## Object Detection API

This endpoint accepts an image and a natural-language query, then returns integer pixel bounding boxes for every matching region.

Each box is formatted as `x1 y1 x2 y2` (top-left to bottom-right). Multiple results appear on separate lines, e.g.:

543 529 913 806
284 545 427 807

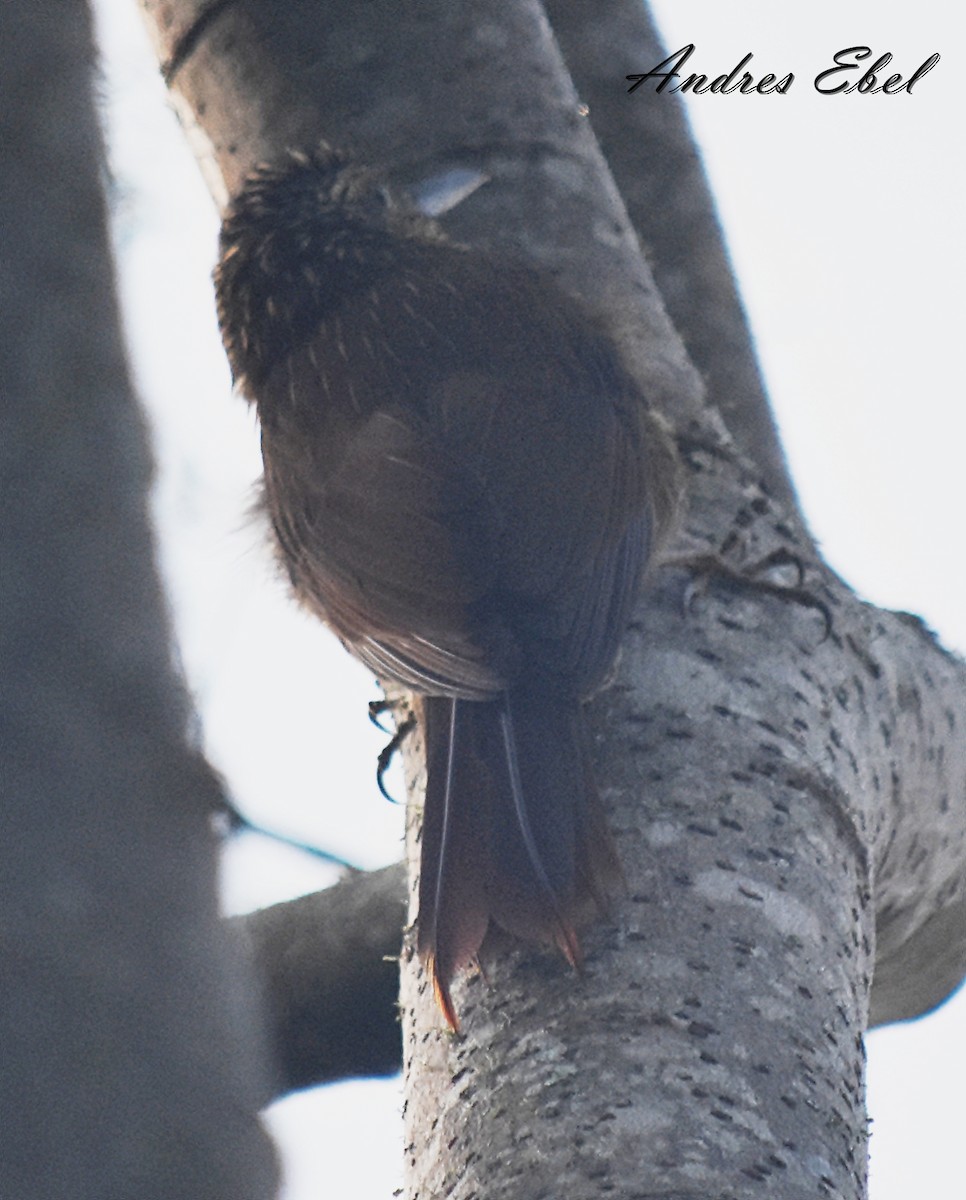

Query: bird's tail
416 686 621 1028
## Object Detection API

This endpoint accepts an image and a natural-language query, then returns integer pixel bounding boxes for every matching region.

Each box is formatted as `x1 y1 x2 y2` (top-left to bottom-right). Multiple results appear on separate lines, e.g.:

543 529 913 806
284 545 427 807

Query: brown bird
214 146 678 1027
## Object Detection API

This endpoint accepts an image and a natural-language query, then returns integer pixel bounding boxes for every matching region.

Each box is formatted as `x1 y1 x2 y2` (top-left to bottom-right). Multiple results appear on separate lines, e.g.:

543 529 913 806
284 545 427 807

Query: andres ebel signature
626 44 940 96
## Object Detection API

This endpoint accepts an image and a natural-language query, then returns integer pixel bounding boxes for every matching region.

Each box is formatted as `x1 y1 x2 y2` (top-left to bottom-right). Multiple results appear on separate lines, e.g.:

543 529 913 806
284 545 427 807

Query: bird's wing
258 254 653 699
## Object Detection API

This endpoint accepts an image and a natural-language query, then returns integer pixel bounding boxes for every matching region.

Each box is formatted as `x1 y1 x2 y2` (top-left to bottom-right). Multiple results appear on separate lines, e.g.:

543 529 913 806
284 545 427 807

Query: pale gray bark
0 3 277 1196
137 1 965 1197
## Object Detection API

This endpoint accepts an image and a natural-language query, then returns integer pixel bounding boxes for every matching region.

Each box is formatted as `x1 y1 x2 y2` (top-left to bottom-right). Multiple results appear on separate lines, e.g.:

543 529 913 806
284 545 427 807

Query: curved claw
670 544 833 640
376 711 417 802
368 697 396 733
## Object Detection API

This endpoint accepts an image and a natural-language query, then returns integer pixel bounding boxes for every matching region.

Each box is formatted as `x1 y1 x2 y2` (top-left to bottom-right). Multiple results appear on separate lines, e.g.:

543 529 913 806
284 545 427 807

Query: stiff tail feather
416 686 620 1028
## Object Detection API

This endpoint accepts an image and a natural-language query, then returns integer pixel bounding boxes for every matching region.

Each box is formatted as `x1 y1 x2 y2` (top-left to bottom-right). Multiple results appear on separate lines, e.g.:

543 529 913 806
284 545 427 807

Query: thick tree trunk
0 3 277 1196
137 1 966 1196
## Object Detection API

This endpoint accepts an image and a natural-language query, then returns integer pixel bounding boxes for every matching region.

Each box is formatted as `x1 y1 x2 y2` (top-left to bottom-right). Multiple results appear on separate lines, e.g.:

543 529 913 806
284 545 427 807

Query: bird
214 145 679 1028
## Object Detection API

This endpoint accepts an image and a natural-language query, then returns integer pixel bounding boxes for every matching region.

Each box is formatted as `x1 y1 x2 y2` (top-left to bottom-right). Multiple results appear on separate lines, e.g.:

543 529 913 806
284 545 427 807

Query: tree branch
545 0 799 517
233 864 406 1095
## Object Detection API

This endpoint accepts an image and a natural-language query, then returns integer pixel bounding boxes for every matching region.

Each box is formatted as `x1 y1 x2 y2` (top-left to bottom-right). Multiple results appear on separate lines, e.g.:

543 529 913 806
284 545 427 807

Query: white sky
93 0 964 1196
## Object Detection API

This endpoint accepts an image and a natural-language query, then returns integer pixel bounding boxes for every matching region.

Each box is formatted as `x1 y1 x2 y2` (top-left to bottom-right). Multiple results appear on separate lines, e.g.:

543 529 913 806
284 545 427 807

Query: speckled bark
137 1 966 1196
399 459 876 1199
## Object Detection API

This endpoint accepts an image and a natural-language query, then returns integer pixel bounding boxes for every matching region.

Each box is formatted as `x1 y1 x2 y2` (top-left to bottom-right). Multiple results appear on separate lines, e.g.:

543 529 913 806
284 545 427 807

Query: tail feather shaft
417 686 618 1027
